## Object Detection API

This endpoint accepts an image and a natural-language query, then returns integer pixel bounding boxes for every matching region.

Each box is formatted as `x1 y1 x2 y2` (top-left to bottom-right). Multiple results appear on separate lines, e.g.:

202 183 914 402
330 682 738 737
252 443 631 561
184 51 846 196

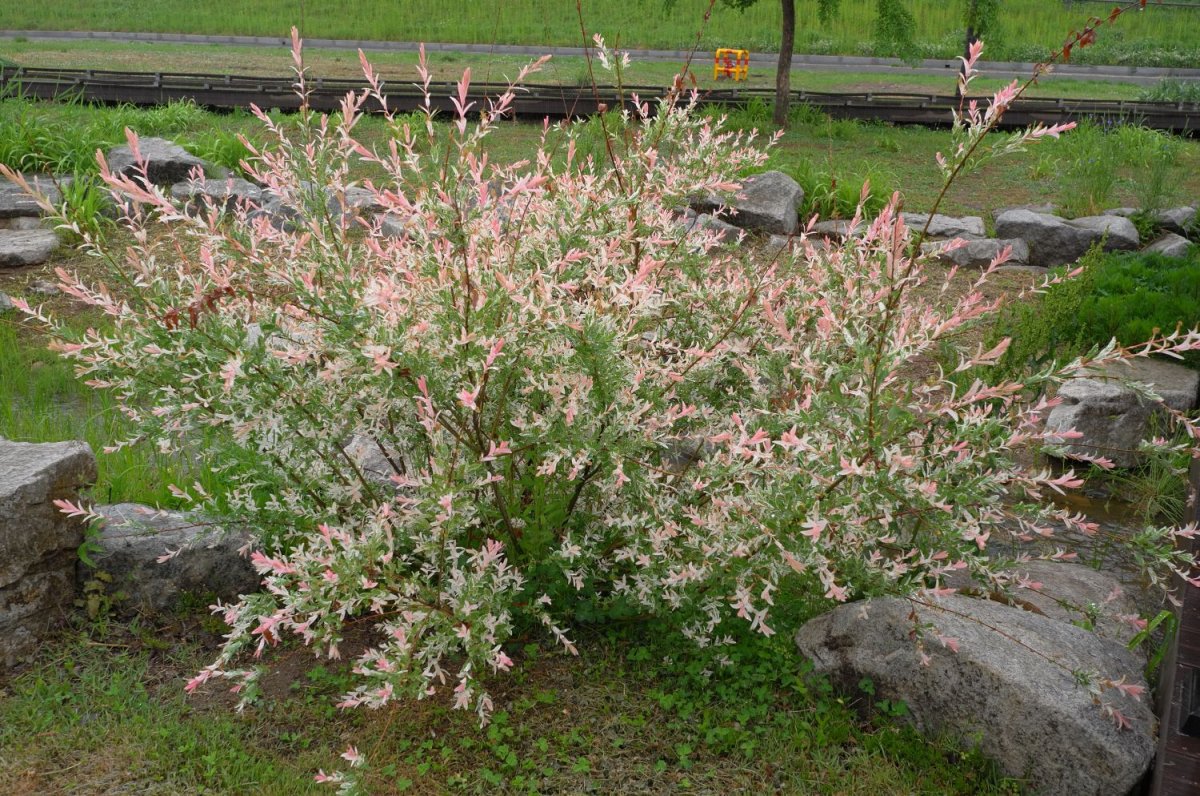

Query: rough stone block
82 503 259 614
106 137 210 187
796 595 1155 796
0 439 96 668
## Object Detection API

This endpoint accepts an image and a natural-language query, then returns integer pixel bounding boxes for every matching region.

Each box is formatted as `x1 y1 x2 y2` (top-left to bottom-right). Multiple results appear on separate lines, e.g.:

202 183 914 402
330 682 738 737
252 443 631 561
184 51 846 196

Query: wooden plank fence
3 66 1200 134
1150 458 1200 795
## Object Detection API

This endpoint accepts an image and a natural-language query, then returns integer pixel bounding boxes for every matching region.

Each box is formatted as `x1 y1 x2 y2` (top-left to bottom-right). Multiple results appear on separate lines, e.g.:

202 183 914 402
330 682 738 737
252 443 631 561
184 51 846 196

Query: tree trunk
774 0 795 127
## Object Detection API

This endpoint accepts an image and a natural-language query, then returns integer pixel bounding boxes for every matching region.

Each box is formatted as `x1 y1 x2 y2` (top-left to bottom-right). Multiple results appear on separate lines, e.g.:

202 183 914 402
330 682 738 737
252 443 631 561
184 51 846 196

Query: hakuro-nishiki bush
9 25 1200 775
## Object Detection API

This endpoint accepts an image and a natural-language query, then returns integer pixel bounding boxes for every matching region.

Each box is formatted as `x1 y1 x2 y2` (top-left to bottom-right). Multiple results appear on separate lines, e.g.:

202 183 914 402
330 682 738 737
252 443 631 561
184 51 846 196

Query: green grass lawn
2 0 1200 66
0 611 1020 794
0 313 246 506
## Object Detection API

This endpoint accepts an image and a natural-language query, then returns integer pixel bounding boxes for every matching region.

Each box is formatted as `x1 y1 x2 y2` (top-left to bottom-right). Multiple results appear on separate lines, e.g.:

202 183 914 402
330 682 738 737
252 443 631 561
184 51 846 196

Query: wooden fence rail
3 66 1200 134
1150 458 1200 795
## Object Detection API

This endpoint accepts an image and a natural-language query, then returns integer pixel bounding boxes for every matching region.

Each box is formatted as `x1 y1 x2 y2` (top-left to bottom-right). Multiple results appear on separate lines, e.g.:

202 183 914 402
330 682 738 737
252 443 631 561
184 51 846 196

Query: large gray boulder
1155 206 1196 236
343 434 404 490
248 197 302 232
106 137 211 187
901 212 986 240
0 229 60 268
341 432 418 494
1105 206 1197 235
1145 232 1192 259
170 177 262 211
1046 379 1158 468
993 203 1057 223
1069 215 1140 252
994 210 1138 267
680 208 742 248
1045 358 1200 468
807 218 862 241
379 213 413 239
1011 560 1145 649
727 171 804 235
764 234 804 259
326 186 385 219
0 216 48 232
0 174 62 219
796 595 1155 796
922 237 1030 268
693 171 804 236
249 182 376 231
1 439 96 668
1109 358 1200 408
994 210 1092 268
246 184 388 231
82 503 259 614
